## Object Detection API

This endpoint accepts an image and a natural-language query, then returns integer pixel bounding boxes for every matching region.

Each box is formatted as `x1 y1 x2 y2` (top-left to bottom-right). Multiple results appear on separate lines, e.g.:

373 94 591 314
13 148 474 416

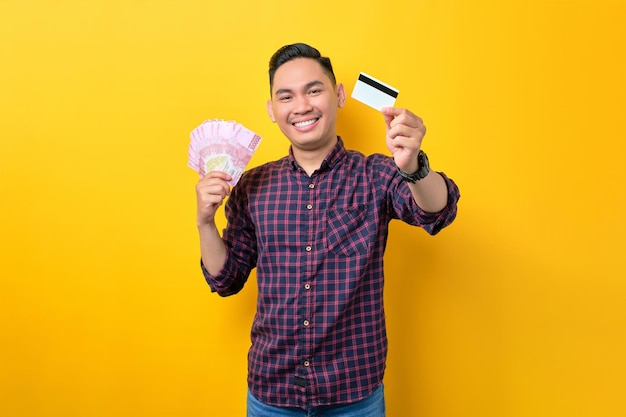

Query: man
195 43 460 416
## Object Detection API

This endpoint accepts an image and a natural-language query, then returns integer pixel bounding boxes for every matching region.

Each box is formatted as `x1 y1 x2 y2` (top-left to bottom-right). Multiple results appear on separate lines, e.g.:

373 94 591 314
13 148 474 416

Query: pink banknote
188 119 262 186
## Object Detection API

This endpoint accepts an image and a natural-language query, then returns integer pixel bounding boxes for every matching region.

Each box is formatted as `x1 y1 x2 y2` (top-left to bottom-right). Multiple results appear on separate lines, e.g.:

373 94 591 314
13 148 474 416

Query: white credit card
351 72 399 111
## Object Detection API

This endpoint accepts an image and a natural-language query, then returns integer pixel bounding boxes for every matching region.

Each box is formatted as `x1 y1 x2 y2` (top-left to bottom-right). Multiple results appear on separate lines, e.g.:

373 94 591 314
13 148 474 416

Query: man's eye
279 95 292 101
309 89 321 95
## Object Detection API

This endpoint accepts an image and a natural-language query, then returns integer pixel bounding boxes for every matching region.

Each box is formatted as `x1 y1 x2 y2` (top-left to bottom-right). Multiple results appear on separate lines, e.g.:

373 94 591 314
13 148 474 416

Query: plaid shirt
202 137 460 409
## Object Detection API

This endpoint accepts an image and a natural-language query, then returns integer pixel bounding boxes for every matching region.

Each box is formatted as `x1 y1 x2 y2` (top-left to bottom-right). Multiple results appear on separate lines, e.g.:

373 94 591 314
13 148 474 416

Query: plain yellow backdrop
1 0 625 416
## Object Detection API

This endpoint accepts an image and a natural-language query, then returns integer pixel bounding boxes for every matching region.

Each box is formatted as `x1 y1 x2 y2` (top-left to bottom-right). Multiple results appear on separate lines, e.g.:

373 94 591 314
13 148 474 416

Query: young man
195 43 460 416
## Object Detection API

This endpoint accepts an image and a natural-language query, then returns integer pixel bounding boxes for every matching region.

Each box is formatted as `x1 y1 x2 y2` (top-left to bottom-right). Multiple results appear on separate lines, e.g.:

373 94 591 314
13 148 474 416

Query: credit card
351 72 399 111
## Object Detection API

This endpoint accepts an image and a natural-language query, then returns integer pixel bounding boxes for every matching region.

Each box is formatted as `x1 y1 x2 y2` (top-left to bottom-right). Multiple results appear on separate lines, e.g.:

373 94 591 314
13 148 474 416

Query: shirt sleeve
405 171 460 235
201 177 258 297
378 155 460 235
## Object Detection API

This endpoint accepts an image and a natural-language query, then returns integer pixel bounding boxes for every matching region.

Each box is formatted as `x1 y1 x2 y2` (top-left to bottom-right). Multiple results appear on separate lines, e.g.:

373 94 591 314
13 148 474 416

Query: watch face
418 150 428 167
416 151 429 179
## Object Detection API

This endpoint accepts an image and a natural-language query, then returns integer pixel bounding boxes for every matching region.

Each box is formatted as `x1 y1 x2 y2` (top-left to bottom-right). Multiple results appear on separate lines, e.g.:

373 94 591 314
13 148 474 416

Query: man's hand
382 107 426 174
195 171 232 227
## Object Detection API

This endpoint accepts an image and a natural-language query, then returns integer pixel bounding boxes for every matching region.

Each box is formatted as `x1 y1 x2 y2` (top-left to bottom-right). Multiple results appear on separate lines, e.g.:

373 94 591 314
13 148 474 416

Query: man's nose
293 95 313 113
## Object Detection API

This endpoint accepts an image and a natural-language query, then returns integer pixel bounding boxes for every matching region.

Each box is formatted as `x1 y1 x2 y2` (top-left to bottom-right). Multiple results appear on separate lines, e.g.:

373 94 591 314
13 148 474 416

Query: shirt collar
288 136 347 174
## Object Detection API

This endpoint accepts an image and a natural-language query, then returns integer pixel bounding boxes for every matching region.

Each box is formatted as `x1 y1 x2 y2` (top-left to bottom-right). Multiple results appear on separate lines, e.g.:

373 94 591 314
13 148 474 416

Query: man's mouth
293 118 319 128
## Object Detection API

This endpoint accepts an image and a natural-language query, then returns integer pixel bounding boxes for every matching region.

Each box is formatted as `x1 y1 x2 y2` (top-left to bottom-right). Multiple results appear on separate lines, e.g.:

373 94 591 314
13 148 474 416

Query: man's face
267 58 345 151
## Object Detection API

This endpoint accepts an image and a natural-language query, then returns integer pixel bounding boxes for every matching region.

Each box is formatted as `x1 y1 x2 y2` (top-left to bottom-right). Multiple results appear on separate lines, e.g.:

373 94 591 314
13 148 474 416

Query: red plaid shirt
202 137 460 409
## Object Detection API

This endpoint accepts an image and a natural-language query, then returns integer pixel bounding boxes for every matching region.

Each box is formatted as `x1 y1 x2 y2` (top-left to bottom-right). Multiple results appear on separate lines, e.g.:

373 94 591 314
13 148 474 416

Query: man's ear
266 99 276 122
336 83 346 108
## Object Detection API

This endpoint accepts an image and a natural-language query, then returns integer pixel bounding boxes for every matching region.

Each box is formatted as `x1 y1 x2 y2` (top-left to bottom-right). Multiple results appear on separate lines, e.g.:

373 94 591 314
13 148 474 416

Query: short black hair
268 43 336 94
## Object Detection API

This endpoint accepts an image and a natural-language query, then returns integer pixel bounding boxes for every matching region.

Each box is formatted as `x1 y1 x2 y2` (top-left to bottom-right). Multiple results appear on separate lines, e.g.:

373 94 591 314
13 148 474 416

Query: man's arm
406 170 449 213
198 222 227 275
196 171 231 275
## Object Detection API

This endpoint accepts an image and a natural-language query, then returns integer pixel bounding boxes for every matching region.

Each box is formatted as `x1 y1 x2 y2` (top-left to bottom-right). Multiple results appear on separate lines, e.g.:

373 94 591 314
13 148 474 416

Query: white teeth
294 119 317 128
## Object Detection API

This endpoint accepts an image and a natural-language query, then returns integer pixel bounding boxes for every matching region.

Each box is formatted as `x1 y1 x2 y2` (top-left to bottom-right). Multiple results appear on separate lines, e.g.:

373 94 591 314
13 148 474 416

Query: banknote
188 119 262 186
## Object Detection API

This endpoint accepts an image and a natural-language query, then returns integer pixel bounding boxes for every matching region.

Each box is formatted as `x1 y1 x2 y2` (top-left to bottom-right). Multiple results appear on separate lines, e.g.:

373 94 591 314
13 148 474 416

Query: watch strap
396 150 430 183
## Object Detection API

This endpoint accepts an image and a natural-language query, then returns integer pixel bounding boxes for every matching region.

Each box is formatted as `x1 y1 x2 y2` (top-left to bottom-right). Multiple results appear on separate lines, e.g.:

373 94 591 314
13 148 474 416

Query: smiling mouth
292 118 319 128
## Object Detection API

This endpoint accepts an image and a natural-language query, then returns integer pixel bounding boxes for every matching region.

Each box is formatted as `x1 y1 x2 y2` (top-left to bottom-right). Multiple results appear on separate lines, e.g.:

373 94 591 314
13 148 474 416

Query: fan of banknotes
187 119 262 186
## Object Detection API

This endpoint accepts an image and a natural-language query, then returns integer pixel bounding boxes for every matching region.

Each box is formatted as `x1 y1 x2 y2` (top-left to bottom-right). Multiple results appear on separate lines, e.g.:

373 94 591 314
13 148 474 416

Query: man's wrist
396 150 430 183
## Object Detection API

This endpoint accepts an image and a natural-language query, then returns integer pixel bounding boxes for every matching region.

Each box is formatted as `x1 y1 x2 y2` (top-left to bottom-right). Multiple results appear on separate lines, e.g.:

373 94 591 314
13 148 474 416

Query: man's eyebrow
305 80 325 89
274 80 325 96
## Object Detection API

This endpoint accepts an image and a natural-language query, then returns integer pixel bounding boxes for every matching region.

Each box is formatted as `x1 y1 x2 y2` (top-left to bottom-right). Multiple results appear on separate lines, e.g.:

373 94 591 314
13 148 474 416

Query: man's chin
291 134 338 150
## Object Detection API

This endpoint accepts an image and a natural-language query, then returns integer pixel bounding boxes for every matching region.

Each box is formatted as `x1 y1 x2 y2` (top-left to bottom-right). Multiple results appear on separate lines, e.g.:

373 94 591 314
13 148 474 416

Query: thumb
381 107 397 130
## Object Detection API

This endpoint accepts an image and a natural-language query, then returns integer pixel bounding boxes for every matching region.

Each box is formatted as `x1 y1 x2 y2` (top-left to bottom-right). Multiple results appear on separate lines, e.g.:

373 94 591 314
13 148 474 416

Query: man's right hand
195 171 232 227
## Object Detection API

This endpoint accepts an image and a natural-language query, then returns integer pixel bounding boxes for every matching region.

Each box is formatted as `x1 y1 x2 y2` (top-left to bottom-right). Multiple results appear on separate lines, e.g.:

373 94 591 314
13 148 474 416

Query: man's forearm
198 222 228 275
407 171 449 213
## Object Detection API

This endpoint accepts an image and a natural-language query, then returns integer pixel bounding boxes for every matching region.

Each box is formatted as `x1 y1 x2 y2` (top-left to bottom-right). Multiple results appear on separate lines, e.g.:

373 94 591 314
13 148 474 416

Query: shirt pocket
325 204 370 257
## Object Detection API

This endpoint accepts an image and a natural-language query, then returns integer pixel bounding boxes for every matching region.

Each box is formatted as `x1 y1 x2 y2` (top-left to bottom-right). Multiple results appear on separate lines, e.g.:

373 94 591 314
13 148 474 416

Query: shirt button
304 361 310 367
304 283 311 290
309 183 315 189
303 320 310 327
305 246 312 252
306 204 313 210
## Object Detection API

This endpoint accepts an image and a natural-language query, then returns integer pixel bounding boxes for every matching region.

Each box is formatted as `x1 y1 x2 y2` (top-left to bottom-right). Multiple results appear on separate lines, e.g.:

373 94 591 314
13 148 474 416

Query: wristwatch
396 150 430 183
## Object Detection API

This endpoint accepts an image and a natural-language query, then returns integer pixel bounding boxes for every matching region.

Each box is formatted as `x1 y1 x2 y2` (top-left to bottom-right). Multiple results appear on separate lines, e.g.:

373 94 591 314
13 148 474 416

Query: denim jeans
246 384 385 417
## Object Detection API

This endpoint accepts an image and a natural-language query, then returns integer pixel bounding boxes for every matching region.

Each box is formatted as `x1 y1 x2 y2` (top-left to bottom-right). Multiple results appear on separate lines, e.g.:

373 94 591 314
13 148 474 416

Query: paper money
187 119 262 186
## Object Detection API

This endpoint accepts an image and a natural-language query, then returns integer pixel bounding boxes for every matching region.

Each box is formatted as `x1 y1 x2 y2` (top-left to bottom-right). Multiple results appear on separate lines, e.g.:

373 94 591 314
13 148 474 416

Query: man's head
269 43 336 95
266 43 346 154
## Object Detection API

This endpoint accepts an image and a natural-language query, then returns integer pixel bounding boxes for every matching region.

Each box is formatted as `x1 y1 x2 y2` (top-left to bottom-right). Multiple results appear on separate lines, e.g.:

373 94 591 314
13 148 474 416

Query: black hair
268 43 336 94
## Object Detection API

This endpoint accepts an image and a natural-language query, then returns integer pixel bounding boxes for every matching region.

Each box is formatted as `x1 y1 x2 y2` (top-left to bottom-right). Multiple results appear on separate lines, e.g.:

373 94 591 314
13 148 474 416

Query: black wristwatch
396 150 430 183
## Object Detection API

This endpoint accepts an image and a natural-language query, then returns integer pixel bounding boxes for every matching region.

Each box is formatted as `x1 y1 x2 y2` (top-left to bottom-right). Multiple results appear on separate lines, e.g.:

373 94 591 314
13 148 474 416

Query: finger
203 170 232 181
390 133 415 148
200 180 230 193
381 107 403 130
387 122 423 139
199 181 231 198
198 195 226 209
196 177 231 197
381 106 403 117
198 172 232 190
389 125 425 147
382 108 423 129
381 110 395 130
381 107 418 120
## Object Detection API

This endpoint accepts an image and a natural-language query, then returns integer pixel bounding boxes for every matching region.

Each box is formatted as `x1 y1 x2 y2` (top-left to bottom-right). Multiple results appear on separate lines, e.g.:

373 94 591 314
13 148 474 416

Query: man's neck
291 136 338 176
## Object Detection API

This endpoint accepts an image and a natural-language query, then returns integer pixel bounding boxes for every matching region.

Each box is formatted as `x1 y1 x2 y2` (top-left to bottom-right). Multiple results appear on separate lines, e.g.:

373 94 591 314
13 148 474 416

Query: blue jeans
246 384 385 417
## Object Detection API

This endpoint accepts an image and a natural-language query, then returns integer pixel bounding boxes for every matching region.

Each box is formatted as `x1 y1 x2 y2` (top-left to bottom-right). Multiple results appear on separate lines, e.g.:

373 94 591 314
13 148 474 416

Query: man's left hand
382 107 426 174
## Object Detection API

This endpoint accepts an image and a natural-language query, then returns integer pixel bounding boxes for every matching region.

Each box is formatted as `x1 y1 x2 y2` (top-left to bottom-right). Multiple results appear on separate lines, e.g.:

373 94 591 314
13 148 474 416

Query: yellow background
1 0 625 416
